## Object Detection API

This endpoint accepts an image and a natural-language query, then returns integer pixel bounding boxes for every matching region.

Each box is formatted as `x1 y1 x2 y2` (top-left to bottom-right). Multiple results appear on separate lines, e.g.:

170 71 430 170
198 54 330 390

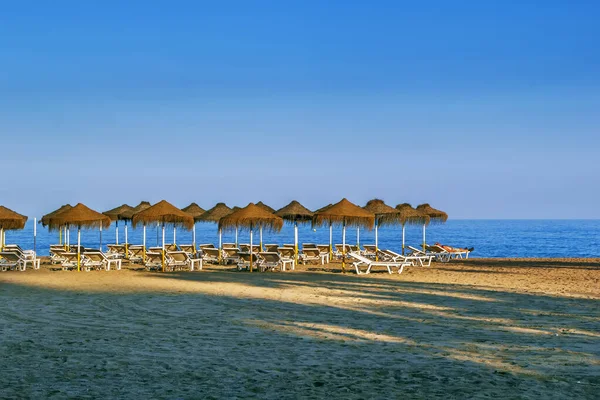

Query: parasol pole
342 219 346 273
249 222 253 272
0 228 3 251
99 224 102 251
218 227 223 264
329 222 333 261
235 226 238 247
375 218 379 261
143 224 146 262
64 226 67 250
34 218 37 254
59 226 62 245
116 220 119 245
156 222 159 246
77 225 81 272
356 227 360 250
422 223 426 252
124 220 128 257
294 220 298 267
402 224 406 255
173 226 176 246
192 223 196 253
259 226 263 251
162 221 165 272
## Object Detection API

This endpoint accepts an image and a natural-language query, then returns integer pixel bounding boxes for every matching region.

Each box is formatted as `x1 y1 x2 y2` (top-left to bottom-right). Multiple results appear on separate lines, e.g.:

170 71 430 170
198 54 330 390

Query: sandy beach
1 259 599 398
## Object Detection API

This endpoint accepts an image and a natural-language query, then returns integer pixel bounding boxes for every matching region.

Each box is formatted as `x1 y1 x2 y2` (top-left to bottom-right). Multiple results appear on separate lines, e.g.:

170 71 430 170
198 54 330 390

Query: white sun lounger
82 251 122 271
258 252 294 272
166 251 202 271
349 252 411 275
144 252 163 271
0 251 40 271
202 247 221 264
301 247 328 265
379 249 433 267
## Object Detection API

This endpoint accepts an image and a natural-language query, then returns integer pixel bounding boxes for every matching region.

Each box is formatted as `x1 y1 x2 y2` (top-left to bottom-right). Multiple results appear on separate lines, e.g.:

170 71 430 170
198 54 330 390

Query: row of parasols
0 199 447 271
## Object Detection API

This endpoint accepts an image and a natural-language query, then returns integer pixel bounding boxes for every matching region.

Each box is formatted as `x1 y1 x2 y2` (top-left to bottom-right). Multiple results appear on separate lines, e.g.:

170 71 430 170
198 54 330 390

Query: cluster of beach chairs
0 241 470 274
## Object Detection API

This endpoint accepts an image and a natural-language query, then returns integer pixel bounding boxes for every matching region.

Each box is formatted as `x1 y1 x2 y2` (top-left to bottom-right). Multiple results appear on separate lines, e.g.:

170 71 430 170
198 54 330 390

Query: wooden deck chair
202 248 221 264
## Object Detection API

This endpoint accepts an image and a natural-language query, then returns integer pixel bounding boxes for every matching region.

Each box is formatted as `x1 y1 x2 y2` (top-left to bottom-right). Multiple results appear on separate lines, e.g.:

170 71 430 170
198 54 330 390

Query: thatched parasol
219 203 283 272
256 201 276 214
363 199 402 259
103 204 134 248
396 203 431 254
119 201 152 257
182 203 206 221
181 203 206 250
416 203 447 252
416 204 448 224
198 203 233 263
121 201 152 220
0 206 28 251
276 200 314 265
313 198 375 271
40 204 72 246
46 203 111 271
132 200 194 271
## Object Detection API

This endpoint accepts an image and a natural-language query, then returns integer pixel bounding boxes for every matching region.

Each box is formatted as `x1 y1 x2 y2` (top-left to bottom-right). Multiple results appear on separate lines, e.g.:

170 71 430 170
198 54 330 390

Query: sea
4 220 600 258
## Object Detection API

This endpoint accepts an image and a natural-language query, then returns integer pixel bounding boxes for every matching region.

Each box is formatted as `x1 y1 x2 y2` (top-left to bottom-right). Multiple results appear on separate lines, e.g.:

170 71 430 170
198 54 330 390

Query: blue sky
1 1 599 219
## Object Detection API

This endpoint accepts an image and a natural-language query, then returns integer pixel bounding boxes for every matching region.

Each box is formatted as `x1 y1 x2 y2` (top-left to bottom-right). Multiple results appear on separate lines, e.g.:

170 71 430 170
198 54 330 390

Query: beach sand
1 258 599 398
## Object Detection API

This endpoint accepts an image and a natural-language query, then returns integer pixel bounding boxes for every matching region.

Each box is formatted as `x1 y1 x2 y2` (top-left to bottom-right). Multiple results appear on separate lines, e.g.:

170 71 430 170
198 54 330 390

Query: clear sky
1 1 599 219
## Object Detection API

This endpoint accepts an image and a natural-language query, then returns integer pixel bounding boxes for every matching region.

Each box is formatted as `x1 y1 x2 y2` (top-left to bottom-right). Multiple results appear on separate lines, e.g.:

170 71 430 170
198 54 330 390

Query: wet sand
1 258 599 398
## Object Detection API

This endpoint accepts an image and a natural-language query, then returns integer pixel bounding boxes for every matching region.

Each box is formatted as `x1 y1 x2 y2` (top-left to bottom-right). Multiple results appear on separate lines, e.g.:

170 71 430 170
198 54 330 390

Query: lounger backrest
265 244 279 252
317 245 330 253
278 247 294 258
259 252 280 263
224 248 239 256
204 248 219 256
0 251 21 262
302 243 317 249
179 245 194 252
168 251 188 262
304 248 319 257
146 252 162 262
222 243 235 249
349 252 371 264
83 252 105 262
199 244 216 250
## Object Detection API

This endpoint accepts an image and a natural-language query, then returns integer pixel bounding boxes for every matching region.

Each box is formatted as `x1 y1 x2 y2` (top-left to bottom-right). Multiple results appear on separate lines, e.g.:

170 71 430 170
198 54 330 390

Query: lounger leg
398 265 405 274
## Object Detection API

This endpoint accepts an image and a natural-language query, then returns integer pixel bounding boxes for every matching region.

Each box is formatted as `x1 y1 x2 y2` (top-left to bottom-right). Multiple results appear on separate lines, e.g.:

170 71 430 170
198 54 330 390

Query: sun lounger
258 252 294 272
107 244 126 259
82 251 122 271
276 247 296 270
60 252 80 271
349 252 411 275
0 251 40 271
264 244 279 252
199 243 216 250
144 252 163 271
202 247 221 264
222 243 236 249
50 247 69 264
178 244 195 255
236 252 261 271
4 244 37 261
223 247 241 264
429 244 471 260
127 245 145 263
302 247 328 265
302 243 317 249
334 244 353 259
379 249 433 267
166 251 202 271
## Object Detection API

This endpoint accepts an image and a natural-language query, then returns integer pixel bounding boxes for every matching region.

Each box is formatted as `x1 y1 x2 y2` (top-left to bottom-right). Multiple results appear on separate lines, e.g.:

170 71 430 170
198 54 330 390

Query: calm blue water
4 220 600 258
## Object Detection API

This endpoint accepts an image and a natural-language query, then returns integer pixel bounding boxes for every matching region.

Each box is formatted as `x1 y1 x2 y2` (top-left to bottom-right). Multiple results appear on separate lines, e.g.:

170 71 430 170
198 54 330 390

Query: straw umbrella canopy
132 200 194 272
198 203 233 262
255 202 277 250
219 203 283 272
313 198 375 271
395 203 431 254
416 204 447 251
363 199 402 258
276 200 314 265
46 203 111 271
41 204 72 246
182 203 206 250
103 204 134 248
0 206 28 251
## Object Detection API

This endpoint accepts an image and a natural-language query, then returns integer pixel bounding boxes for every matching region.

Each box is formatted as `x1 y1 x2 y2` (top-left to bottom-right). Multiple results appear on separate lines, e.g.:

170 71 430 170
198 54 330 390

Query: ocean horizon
5 219 599 258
